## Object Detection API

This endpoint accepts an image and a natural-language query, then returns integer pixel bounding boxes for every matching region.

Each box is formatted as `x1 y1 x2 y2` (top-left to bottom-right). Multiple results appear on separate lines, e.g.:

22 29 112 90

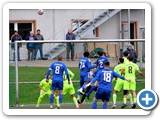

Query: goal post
11 39 145 107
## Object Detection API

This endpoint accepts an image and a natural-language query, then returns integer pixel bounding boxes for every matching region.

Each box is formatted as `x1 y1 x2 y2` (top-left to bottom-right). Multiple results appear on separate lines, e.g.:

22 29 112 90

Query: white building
9 9 145 60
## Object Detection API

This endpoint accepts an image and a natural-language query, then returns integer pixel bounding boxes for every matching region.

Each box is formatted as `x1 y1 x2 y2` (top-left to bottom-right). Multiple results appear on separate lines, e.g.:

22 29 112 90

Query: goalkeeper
62 69 79 109
36 74 59 108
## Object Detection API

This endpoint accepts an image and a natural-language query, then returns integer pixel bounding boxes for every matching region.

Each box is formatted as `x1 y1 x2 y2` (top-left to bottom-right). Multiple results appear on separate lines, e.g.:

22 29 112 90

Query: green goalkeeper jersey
63 69 74 85
39 79 52 92
123 57 129 65
114 63 125 81
124 61 139 79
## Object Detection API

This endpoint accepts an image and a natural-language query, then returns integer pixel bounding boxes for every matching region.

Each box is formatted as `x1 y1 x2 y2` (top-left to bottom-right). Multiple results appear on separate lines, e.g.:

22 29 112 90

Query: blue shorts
52 80 63 90
80 73 90 84
95 89 111 102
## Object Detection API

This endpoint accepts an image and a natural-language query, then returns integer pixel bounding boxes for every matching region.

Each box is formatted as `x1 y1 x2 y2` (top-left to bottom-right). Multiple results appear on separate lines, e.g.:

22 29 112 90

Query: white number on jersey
103 71 111 82
55 66 60 74
80 61 85 69
99 61 104 68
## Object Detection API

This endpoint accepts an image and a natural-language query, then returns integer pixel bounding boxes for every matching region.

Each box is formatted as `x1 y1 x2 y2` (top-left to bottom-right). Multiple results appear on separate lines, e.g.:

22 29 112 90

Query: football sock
54 96 59 105
50 94 54 104
133 97 137 103
87 85 96 96
37 95 43 105
113 94 117 105
128 93 133 104
123 97 127 104
81 94 86 103
77 87 81 96
73 97 78 106
59 94 63 104
92 101 97 109
102 103 107 109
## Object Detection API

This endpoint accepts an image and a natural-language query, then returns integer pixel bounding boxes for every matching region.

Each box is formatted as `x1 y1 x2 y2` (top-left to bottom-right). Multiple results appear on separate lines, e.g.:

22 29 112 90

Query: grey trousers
66 45 75 60
28 49 35 60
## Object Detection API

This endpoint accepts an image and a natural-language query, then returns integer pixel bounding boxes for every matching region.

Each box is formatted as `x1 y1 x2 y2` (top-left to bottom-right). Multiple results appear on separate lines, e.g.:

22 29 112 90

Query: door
121 21 139 56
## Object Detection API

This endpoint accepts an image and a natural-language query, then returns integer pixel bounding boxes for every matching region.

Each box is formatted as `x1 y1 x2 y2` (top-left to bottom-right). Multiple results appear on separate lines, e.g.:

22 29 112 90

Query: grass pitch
9 66 145 108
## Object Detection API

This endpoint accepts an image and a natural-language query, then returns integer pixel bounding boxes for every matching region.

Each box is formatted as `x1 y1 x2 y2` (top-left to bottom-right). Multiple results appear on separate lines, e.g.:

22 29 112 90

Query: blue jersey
78 57 96 76
91 68 125 92
96 56 109 70
46 61 70 81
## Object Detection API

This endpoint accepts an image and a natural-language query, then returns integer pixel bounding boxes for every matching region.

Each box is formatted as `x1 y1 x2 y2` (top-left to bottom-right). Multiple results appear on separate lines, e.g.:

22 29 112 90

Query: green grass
9 66 145 107
137 60 145 63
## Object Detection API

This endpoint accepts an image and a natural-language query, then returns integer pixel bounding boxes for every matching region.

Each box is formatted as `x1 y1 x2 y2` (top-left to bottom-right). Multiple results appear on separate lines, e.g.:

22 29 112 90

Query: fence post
139 28 143 69
15 41 19 107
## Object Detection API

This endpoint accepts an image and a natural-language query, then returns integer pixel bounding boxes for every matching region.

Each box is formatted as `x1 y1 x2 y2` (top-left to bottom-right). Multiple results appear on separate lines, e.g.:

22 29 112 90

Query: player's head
104 61 110 68
128 55 134 61
83 52 90 58
123 51 129 57
57 55 62 61
45 73 50 81
97 51 104 57
119 57 124 64
103 52 107 56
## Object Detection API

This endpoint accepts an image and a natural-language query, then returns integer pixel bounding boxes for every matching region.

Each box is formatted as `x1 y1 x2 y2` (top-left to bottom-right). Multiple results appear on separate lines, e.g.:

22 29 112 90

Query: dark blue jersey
78 57 96 76
91 68 125 92
96 56 109 70
46 61 70 81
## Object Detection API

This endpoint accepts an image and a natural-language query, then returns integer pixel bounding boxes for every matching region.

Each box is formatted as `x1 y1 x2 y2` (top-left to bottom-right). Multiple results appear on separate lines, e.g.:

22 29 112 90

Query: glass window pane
18 23 32 40
9 23 14 39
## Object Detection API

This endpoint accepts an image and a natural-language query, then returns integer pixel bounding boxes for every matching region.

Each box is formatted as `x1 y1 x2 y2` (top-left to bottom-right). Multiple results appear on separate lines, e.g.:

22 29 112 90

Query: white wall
9 9 54 40
9 9 145 60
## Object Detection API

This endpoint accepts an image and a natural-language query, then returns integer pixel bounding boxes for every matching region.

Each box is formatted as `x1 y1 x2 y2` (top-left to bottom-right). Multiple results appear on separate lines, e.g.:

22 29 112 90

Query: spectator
125 43 137 63
66 28 76 61
11 30 22 61
26 31 38 61
34 29 44 60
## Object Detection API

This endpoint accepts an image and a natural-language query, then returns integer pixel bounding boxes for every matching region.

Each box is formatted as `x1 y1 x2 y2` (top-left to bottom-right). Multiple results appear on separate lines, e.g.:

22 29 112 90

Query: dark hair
14 30 18 34
57 55 62 61
83 52 90 57
97 51 104 56
119 57 124 63
128 55 134 61
104 61 110 66
123 51 128 57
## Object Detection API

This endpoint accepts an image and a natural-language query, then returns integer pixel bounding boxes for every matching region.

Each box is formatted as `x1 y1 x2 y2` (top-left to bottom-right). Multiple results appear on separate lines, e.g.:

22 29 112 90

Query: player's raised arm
68 69 74 80
113 71 130 82
64 65 70 83
46 64 53 79
91 70 101 84
87 59 96 69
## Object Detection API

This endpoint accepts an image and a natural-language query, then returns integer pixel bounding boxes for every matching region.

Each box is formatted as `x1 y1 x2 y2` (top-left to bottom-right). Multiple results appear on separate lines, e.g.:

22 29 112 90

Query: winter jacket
11 35 22 49
26 35 38 49
66 32 76 46
125 48 137 63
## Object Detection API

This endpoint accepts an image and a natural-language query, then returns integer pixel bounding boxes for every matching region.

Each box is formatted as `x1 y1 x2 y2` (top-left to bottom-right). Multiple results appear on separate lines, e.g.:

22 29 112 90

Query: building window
9 20 36 40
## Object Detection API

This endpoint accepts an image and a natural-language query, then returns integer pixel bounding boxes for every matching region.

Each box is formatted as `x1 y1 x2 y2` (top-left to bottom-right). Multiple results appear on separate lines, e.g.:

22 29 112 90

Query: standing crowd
11 29 44 61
